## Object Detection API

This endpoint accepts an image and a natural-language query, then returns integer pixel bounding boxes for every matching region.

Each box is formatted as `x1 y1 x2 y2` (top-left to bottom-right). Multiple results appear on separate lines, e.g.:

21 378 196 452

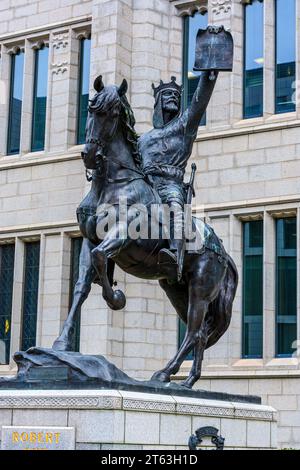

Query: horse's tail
205 254 239 350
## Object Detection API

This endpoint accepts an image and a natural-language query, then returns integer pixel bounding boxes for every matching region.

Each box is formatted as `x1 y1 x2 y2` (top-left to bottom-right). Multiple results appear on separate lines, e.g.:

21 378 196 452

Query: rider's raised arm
183 71 219 137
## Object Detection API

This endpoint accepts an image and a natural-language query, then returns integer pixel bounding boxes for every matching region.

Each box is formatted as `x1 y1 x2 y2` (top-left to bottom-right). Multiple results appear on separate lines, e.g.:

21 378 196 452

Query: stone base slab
0 389 277 450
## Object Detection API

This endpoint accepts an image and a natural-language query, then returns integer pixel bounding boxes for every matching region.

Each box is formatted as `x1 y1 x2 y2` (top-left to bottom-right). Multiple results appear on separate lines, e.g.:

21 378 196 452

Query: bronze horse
53 78 238 389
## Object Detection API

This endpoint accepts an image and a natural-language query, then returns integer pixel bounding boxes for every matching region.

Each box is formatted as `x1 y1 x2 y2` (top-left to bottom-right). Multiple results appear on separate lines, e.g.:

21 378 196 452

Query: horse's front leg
53 238 96 351
91 223 130 310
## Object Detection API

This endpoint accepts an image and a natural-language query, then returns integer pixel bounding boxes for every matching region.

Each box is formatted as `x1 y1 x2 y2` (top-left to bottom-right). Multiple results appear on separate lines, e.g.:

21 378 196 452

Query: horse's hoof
52 339 71 351
151 371 170 383
180 380 193 389
108 290 126 310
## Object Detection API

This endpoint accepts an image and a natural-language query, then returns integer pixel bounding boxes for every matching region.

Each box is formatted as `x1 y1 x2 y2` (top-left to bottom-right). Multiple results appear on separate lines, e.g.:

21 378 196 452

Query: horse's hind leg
53 238 96 351
152 297 209 383
152 250 226 385
181 321 209 389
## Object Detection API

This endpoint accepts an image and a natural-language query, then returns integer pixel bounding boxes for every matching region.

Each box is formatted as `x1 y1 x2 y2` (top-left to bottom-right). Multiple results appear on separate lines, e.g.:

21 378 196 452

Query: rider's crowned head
152 77 183 129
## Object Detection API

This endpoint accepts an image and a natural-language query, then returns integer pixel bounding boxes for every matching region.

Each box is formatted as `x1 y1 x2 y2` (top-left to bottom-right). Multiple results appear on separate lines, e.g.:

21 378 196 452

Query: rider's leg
159 200 184 280
91 222 131 310
53 238 96 351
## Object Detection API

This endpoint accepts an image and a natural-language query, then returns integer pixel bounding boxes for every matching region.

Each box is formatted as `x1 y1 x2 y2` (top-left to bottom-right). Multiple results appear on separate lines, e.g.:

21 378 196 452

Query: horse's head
82 75 128 169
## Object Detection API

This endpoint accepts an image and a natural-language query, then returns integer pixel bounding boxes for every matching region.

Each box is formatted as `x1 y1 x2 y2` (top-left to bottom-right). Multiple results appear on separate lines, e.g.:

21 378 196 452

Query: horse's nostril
81 152 86 160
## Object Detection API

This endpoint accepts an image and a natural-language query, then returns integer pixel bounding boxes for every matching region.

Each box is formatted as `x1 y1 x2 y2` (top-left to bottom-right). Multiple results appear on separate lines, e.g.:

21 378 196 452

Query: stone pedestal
0 389 277 450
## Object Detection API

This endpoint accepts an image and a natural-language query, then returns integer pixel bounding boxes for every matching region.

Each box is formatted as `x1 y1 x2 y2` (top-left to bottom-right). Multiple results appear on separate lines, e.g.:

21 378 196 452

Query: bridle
84 106 145 184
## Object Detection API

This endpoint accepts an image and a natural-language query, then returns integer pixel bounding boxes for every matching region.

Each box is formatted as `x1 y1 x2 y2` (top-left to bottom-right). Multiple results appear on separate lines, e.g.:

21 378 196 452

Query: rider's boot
158 238 184 282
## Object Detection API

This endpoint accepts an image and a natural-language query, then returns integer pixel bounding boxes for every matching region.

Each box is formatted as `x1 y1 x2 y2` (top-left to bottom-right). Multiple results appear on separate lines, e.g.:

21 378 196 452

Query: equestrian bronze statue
52 26 237 389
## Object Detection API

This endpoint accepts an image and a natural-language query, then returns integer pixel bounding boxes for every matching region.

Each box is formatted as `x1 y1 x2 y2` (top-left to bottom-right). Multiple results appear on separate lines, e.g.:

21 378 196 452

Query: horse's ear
118 79 128 97
94 75 104 93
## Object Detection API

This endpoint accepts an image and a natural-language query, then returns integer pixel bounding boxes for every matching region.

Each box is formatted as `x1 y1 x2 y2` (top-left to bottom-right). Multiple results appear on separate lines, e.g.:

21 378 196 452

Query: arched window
275 0 296 114
243 0 264 119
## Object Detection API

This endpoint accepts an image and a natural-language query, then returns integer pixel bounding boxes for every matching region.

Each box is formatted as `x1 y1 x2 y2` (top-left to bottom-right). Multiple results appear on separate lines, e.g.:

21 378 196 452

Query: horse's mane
89 87 141 168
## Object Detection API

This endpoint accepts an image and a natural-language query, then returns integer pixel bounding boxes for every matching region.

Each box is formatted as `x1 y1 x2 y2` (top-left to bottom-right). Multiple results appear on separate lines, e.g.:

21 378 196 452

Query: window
275 0 296 114
0 245 15 364
21 242 40 351
178 319 193 360
31 45 49 152
69 237 83 352
242 220 263 358
7 51 24 155
77 37 91 144
243 0 264 119
276 218 297 357
183 11 208 126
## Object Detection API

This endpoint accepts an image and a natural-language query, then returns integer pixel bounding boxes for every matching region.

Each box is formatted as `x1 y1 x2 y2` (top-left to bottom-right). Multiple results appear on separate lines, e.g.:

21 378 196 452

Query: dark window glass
276 218 297 356
77 38 91 144
242 221 263 358
69 237 83 352
21 242 40 351
7 51 24 155
0 245 15 364
275 0 296 114
178 318 193 360
31 45 49 152
183 11 208 126
244 0 264 119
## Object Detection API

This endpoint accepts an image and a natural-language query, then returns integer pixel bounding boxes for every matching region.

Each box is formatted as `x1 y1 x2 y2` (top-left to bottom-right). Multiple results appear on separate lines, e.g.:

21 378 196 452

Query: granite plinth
0 348 261 405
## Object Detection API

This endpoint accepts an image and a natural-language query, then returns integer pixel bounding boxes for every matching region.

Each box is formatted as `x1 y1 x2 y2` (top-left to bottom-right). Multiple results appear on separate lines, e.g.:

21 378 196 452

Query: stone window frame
201 204 300 374
0 21 92 161
175 203 300 378
0 227 81 373
240 0 299 125
171 0 300 131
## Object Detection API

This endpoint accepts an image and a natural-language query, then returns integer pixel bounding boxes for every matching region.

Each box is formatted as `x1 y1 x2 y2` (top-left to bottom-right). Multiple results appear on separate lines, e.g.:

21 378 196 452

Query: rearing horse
53 77 238 389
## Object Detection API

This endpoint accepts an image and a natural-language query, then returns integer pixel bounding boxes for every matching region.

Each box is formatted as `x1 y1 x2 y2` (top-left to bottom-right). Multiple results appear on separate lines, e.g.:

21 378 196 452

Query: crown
152 76 183 99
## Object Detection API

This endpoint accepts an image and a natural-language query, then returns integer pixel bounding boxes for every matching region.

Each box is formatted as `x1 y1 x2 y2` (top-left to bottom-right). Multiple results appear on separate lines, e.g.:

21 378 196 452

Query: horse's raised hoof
107 289 126 310
151 371 170 383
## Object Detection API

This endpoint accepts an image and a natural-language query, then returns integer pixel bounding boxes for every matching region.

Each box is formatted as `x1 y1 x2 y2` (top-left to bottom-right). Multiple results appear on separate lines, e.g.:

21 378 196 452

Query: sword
178 163 197 282
187 163 197 205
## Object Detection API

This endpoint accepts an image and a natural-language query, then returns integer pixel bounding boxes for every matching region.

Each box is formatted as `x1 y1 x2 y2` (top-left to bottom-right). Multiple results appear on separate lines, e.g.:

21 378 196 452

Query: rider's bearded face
161 89 180 121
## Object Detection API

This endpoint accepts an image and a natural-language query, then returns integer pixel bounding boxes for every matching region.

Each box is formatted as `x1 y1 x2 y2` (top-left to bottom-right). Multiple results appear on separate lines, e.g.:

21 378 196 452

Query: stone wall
192 376 300 449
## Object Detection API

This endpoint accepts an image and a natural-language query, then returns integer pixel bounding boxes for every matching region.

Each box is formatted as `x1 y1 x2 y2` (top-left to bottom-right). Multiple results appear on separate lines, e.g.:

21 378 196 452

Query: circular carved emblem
188 426 225 451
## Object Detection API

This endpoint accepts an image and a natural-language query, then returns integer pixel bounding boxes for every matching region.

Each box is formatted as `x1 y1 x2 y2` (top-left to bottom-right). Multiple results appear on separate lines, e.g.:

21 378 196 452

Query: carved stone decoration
211 0 232 15
5 44 25 55
52 32 69 50
169 0 208 17
51 61 68 75
176 4 207 17
75 30 91 41
189 426 225 450
30 39 49 50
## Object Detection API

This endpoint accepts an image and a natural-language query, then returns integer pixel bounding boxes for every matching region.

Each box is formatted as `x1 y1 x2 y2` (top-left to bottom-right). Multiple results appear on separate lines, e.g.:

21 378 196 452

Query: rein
85 113 145 185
